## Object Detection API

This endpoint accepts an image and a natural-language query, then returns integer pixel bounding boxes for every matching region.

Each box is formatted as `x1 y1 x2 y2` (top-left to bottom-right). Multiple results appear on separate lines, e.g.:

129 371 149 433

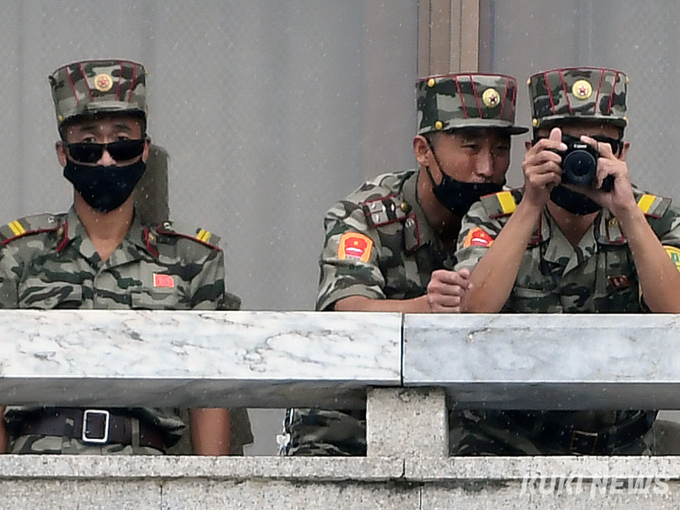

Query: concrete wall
2 389 680 510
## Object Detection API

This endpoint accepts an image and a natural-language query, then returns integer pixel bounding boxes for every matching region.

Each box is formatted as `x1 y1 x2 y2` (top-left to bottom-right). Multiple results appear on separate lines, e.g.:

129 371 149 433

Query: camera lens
562 148 597 186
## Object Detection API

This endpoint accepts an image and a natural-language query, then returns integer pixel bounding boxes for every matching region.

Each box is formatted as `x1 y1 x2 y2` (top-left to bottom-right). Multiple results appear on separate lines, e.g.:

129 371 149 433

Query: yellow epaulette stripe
496 191 517 215
637 194 656 214
8 220 25 236
196 229 212 243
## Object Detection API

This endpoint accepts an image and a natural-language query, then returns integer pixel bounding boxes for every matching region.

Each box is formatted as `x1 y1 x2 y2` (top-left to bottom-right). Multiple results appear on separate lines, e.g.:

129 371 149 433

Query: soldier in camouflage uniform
453 67 680 455
0 59 252 455
281 73 528 456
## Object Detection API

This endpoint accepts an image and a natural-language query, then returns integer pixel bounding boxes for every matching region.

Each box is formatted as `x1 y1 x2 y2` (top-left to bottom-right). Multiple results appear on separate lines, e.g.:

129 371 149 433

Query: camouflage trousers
281 408 655 456
450 410 655 456
10 435 163 455
280 408 366 456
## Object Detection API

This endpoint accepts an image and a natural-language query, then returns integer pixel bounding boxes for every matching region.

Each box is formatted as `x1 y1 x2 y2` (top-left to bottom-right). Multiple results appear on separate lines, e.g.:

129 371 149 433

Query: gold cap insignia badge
482 88 501 108
572 79 593 100
94 73 114 92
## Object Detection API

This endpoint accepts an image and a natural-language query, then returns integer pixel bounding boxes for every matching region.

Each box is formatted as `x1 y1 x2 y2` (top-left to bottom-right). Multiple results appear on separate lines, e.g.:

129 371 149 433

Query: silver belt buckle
81 409 110 444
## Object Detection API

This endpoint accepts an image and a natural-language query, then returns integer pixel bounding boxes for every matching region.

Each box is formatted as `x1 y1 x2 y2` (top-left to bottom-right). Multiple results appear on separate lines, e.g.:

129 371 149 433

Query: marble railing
2 310 680 409
0 310 401 408
3 310 680 510
404 313 680 410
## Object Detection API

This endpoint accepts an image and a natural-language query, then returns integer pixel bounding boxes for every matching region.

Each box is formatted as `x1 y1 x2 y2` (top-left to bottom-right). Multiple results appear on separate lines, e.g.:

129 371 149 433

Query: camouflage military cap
416 73 528 135
49 59 147 126
528 67 628 129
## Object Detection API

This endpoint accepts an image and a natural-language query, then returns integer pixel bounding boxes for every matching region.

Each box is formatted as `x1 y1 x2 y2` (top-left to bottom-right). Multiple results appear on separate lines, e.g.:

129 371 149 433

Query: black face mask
63 160 146 213
550 185 601 215
426 169 504 218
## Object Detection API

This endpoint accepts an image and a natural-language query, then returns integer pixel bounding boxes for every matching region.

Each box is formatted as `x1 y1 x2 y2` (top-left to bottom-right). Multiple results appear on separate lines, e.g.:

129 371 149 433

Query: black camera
560 139 599 187
556 137 614 192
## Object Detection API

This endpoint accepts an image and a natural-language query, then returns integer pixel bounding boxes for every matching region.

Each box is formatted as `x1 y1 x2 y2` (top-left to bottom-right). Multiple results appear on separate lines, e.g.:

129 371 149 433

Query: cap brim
440 118 529 134
506 126 530 135
535 115 627 130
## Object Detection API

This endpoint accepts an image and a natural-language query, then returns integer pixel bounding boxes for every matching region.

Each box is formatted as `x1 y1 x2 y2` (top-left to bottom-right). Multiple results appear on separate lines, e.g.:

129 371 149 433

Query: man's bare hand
426 268 472 313
573 135 636 218
522 127 565 209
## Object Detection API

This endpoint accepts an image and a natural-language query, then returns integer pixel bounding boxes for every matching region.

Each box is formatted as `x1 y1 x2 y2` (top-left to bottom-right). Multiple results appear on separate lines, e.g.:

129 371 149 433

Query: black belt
536 412 654 455
16 408 166 452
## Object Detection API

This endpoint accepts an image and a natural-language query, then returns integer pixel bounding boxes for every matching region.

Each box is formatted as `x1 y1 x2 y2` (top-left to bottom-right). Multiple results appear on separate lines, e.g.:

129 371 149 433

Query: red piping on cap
115 61 123 100
78 62 94 102
453 75 470 119
468 74 484 118
594 70 605 115
558 70 573 114
128 63 137 102
607 71 619 114
544 72 557 115
499 79 509 119
509 78 517 119
66 67 80 107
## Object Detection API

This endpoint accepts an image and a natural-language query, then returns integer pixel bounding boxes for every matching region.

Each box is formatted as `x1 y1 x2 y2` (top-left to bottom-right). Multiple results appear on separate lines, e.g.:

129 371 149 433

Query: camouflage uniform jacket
451 186 680 454
284 170 456 456
0 206 239 449
316 169 456 311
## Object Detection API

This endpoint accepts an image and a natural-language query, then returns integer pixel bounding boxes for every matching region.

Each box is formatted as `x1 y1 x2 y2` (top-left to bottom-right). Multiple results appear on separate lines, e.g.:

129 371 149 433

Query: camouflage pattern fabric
281 408 367 456
528 67 627 129
316 169 456 312
49 59 147 126
0 206 245 454
451 186 680 455
283 169 456 456
417 73 527 135
449 410 654 456
10 436 164 455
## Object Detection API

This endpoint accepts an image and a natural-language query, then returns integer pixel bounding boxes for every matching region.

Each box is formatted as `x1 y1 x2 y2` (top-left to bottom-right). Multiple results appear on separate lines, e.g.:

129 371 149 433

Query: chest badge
153 273 175 288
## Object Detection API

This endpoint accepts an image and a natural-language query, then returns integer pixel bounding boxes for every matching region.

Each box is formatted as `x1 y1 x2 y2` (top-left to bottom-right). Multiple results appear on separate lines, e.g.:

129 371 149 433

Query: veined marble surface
0 310 401 408
403 314 680 410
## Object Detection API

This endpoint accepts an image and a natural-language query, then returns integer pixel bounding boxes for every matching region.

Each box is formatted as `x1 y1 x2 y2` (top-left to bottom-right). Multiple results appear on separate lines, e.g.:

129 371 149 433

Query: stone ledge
5 456 680 483
405 456 680 481
0 456 404 481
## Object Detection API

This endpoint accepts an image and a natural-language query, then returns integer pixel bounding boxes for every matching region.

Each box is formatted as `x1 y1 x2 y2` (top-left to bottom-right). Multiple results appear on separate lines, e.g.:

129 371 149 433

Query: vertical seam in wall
489 0 495 70
428 0 433 75
457 0 462 72
448 0 454 72
400 313 405 387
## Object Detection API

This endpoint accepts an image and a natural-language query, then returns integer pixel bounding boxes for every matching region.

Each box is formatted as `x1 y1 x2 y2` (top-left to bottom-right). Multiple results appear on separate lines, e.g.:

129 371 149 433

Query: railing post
366 387 448 458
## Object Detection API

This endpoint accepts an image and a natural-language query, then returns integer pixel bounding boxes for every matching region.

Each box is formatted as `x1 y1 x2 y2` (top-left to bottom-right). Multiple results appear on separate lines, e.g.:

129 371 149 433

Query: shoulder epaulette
362 193 412 228
636 193 671 219
480 188 523 219
156 221 222 250
0 213 61 245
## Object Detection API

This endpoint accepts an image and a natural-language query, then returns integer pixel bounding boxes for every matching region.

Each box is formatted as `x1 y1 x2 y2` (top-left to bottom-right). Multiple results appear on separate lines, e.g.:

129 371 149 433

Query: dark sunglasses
65 137 146 164
533 134 623 155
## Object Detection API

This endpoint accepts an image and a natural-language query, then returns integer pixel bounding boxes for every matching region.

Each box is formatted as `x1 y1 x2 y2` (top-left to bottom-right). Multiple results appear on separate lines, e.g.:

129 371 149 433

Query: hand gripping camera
557 136 614 192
